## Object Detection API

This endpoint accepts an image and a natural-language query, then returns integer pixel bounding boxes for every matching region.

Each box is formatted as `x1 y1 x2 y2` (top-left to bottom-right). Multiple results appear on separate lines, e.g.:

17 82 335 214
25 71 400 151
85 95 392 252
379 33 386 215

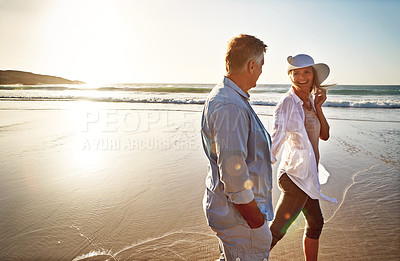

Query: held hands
314 88 327 109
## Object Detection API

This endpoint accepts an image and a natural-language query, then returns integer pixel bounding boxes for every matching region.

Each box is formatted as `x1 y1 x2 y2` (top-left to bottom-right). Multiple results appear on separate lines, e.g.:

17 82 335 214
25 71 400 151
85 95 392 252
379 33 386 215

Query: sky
0 0 399 85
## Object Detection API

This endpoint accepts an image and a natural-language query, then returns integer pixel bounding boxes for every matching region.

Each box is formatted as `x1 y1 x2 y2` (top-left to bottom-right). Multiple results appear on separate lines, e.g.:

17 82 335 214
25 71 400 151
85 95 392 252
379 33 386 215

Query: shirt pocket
250 221 272 251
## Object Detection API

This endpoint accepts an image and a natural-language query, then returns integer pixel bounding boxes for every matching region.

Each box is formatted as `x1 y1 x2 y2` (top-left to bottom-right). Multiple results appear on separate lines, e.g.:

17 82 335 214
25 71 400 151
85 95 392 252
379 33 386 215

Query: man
201 34 273 260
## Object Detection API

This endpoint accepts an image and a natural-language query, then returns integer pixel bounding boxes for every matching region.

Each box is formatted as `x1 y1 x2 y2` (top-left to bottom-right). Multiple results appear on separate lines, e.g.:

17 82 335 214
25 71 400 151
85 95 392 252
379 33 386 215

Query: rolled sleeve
212 104 254 204
228 188 254 204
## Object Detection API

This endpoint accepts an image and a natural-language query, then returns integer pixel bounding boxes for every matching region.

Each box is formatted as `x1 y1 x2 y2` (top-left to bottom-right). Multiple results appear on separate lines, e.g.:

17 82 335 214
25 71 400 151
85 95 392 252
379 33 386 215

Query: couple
201 34 337 261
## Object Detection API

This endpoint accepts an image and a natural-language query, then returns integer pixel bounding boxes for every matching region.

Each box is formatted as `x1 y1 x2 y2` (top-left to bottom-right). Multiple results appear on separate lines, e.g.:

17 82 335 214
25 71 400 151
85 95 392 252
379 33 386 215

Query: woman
269 54 337 260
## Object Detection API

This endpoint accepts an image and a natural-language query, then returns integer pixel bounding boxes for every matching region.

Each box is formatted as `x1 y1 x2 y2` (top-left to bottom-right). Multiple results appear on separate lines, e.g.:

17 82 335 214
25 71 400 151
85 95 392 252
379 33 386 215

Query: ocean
1 82 400 124
1 83 400 106
0 83 399 260
1 83 399 123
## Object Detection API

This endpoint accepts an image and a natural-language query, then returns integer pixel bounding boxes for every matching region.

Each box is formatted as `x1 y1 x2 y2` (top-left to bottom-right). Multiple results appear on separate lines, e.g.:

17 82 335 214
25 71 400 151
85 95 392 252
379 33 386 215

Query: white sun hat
287 54 330 84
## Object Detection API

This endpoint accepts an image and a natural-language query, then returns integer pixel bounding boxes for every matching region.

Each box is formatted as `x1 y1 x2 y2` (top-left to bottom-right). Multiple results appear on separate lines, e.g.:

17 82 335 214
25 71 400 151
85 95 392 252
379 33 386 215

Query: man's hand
234 199 265 228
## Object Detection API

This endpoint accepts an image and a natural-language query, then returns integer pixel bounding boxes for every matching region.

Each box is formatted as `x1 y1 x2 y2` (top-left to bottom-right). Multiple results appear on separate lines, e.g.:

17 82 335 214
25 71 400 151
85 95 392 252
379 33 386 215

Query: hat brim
287 63 330 84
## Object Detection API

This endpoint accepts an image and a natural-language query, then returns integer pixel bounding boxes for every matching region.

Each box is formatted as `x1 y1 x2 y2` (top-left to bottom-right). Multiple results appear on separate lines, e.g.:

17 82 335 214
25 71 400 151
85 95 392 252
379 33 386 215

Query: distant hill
0 70 85 85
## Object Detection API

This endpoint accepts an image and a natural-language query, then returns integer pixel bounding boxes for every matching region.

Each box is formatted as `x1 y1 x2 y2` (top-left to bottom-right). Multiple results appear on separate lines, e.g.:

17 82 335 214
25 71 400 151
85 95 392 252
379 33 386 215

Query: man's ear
248 60 255 73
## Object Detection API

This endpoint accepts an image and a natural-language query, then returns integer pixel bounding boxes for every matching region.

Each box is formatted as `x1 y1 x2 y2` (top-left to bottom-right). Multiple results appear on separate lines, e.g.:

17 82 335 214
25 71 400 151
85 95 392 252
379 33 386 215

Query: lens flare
234 163 242 171
244 179 254 190
225 155 245 176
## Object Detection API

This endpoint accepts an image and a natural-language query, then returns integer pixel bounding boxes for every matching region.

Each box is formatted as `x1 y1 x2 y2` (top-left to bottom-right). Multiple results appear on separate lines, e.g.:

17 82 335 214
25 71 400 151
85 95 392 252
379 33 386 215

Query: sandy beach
0 100 399 260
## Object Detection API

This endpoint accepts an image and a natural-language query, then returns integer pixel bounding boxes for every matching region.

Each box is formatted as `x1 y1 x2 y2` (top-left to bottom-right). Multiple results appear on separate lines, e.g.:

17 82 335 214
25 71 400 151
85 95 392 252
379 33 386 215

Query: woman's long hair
311 67 335 94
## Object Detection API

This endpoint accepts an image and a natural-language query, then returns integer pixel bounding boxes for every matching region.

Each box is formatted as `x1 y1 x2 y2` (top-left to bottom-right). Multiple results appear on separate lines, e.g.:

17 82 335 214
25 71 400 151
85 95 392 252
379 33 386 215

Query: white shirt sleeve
270 98 291 164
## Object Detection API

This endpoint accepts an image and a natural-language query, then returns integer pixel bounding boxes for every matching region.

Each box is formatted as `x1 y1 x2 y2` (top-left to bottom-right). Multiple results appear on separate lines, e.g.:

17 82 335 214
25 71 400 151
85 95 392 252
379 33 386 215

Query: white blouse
270 87 337 204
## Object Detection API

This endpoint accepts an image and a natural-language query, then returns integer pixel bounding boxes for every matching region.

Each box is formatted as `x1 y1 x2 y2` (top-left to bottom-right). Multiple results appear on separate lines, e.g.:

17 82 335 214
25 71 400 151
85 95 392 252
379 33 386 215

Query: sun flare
41 0 131 83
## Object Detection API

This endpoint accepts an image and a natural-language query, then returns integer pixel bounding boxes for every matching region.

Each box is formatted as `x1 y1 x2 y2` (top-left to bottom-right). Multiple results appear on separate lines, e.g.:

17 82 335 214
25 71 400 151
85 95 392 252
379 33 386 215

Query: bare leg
303 235 319 261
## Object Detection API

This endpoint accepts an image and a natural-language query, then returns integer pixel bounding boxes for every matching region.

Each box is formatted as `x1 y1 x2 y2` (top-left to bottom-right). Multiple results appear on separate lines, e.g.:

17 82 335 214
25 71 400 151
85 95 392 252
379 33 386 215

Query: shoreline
1 100 400 123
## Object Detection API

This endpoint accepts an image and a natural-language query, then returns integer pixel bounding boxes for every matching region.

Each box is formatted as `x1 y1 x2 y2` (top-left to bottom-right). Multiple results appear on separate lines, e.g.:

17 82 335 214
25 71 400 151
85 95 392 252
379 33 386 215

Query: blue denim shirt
201 77 274 230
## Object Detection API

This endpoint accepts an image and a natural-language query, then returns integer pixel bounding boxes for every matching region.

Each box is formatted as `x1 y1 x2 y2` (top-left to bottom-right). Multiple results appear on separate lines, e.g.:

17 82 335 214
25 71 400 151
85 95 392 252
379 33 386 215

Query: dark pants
270 173 324 247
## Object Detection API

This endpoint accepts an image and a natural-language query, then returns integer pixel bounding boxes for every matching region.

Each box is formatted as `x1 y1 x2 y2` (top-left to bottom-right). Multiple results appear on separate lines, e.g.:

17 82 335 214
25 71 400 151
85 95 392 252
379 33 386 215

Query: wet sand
0 101 399 260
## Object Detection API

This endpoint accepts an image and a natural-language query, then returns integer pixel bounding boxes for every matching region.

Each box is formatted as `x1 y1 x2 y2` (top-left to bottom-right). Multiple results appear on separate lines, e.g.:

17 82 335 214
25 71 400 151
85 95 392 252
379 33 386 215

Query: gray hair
225 34 267 75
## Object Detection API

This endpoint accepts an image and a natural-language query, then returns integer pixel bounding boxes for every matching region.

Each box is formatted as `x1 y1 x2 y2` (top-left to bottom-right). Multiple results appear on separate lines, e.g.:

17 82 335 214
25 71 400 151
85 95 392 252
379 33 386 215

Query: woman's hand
314 88 327 108
314 88 330 140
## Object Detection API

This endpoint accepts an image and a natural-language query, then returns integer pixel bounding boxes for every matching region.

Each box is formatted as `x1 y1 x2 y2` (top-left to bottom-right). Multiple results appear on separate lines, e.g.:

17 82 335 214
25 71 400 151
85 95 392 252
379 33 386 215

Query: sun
40 0 132 84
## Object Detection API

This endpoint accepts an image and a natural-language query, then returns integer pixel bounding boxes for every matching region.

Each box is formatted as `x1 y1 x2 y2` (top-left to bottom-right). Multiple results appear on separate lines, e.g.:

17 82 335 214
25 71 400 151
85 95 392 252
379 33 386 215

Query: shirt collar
223 76 250 100
288 86 313 105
